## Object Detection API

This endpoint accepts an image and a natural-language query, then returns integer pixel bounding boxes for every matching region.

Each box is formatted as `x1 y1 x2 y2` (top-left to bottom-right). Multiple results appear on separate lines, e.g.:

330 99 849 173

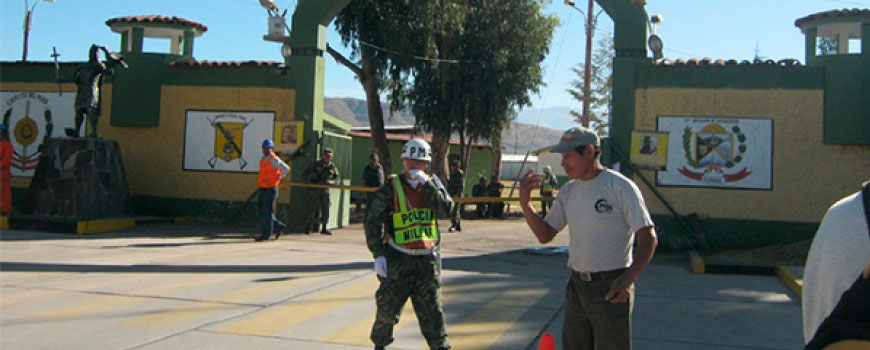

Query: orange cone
538 332 555 350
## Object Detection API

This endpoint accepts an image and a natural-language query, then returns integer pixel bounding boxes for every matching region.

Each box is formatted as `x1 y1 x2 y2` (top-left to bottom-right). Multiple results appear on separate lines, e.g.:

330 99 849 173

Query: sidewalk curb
776 266 803 299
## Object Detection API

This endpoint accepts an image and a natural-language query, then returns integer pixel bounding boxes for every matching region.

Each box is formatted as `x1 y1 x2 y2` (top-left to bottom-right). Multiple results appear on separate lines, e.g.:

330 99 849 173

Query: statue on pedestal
66 44 127 138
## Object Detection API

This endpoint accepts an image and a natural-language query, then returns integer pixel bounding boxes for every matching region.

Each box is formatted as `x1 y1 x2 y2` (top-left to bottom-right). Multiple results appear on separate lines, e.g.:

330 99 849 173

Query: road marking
320 281 480 346
124 275 328 327
448 288 549 350
217 275 379 336
29 274 236 320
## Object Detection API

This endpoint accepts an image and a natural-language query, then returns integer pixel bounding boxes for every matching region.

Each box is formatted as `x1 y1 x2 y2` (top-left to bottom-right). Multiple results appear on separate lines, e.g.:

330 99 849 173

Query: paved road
0 219 803 349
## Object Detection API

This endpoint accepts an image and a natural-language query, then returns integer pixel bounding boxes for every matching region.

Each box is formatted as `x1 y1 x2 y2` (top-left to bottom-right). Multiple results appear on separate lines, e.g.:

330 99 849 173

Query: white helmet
544 165 552 173
401 139 432 162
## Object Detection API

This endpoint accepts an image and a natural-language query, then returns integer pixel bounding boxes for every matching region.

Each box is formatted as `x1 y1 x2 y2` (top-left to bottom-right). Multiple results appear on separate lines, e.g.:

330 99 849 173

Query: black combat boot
320 224 333 235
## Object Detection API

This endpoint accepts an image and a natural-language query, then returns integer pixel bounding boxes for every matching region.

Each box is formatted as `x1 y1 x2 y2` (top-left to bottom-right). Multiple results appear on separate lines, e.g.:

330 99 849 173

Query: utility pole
565 0 597 128
581 0 594 128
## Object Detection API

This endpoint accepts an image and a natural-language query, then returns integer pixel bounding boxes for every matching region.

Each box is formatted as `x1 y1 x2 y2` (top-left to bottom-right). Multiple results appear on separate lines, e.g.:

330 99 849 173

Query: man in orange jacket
0 124 12 215
257 139 290 241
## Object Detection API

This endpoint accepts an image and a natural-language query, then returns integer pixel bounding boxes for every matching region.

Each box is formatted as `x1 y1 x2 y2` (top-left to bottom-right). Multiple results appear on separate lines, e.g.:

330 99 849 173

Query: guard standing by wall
303 148 339 235
540 165 558 216
256 139 290 241
0 124 12 215
365 139 454 350
362 152 385 210
447 159 464 232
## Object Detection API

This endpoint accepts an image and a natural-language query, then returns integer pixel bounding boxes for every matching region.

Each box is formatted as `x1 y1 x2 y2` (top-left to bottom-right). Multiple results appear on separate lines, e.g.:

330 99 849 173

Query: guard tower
104 15 208 128
106 15 207 59
795 9 870 144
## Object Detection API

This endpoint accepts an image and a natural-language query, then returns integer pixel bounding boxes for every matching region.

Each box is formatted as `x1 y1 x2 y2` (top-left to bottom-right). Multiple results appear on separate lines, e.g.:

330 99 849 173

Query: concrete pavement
0 218 803 349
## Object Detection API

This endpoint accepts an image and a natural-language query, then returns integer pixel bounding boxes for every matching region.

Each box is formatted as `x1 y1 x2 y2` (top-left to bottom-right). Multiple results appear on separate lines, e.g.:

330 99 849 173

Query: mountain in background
324 97 564 154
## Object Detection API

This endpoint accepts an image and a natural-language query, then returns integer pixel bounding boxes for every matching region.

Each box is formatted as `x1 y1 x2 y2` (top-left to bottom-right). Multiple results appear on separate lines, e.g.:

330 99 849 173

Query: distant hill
324 97 563 153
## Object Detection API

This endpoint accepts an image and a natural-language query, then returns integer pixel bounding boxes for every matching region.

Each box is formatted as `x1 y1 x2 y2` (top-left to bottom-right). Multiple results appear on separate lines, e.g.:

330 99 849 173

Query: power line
330 32 472 64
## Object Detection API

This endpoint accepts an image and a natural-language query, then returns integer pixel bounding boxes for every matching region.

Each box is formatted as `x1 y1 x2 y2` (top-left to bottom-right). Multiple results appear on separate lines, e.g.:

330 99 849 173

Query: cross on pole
51 46 62 96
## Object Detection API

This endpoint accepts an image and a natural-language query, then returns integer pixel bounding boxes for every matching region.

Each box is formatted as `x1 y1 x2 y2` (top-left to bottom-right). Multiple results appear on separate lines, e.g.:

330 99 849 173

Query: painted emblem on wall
183 110 275 173
678 123 750 185
2 92 73 177
208 114 251 169
657 116 772 190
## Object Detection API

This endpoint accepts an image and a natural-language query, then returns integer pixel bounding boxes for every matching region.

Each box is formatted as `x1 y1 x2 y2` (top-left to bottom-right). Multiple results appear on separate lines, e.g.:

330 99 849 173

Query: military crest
208 114 251 169
2 92 57 174
678 122 750 185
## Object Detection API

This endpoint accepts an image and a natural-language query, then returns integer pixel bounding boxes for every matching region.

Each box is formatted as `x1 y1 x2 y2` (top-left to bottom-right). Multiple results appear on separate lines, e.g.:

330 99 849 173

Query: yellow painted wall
634 88 870 223
98 85 295 202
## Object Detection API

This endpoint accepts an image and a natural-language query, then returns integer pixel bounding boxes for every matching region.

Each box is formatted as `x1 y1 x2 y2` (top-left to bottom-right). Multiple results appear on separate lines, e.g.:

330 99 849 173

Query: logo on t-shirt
594 198 613 213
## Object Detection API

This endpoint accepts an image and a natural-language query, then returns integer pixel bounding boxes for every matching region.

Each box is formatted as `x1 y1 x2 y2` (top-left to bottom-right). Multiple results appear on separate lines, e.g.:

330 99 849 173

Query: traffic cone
538 332 555 350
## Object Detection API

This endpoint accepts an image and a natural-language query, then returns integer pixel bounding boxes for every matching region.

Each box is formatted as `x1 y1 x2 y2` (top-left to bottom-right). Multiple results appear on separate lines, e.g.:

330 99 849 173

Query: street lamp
22 0 55 62
564 0 602 128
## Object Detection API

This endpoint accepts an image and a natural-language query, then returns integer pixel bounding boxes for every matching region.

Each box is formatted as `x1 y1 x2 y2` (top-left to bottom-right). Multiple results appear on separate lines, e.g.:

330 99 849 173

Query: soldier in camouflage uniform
447 159 464 232
365 139 454 350
303 148 339 235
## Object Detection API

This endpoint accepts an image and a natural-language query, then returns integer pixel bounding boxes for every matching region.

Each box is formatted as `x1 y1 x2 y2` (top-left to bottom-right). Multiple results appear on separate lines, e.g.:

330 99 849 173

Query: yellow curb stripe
77 219 135 234
0 216 8 230
30 274 236 320
217 276 380 336
124 275 328 327
448 288 549 350
320 279 473 345
689 251 705 274
776 266 803 299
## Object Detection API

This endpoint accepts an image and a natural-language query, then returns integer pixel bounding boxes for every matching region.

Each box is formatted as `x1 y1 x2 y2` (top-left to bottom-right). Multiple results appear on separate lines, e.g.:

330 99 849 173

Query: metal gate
322 131 352 228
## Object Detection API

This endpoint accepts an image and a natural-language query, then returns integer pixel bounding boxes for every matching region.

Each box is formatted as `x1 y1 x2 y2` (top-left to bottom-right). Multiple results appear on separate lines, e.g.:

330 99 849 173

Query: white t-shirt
544 169 655 272
802 190 870 343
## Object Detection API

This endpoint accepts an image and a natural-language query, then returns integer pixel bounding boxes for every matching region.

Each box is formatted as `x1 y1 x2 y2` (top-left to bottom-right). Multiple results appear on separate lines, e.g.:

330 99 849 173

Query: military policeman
487 175 505 217
365 139 454 350
303 148 339 235
540 165 558 216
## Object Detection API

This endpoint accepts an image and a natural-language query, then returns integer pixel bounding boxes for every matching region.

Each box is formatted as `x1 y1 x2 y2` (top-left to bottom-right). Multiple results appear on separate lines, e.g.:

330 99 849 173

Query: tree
567 32 613 136
392 0 557 180
330 0 427 175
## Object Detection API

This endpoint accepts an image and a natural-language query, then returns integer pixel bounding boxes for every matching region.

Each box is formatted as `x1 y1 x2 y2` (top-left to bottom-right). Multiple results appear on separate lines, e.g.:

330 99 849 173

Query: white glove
408 169 430 183
374 256 387 278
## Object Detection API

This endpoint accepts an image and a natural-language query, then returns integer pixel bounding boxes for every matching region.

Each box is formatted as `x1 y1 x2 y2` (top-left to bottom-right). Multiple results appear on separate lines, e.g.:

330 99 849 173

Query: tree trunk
491 137 502 181
361 53 392 175
430 129 450 181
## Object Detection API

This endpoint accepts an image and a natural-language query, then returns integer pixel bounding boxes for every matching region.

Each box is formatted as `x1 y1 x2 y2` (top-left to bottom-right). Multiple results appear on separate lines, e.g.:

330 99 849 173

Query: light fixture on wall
648 14 663 60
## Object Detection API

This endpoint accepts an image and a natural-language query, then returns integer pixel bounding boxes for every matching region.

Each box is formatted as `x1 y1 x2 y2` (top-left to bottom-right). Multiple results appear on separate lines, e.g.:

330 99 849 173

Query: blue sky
1 0 866 117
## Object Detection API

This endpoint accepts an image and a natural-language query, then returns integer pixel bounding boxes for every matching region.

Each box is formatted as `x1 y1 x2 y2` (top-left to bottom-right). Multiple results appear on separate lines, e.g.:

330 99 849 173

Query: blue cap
262 139 275 148
0 124 7 132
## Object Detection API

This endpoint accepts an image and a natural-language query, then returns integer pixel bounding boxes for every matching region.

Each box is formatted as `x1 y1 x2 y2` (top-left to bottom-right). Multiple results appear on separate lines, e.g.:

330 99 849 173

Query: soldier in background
364 139 453 350
487 175 505 218
303 148 339 235
472 176 489 218
540 165 558 216
447 159 464 232
362 152 385 210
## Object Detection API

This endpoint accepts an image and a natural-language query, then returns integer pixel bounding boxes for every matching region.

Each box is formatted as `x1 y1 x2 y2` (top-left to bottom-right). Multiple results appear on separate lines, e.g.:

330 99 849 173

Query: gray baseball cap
550 126 600 153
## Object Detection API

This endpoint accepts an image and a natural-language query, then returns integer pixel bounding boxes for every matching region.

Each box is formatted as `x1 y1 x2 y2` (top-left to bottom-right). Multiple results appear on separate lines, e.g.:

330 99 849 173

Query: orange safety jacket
386 175 440 255
258 153 284 188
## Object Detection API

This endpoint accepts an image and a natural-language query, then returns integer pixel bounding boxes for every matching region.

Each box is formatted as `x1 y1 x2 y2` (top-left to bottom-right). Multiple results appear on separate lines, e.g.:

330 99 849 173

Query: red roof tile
795 8 870 28
170 60 283 67
105 15 208 32
654 58 800 67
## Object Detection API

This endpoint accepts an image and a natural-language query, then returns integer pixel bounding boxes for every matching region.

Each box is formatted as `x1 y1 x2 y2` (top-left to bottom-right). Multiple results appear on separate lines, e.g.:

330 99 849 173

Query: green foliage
567 33 613 135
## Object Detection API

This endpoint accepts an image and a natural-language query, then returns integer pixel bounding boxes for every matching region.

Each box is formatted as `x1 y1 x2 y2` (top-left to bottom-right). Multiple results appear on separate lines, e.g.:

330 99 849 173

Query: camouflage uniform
365 173 454 350
486 179 505 218
303 159 339 230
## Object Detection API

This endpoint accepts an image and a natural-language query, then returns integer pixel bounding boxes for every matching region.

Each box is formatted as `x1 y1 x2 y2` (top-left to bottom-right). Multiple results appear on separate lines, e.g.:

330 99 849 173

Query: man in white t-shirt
519 127 657 350
802 182 870 343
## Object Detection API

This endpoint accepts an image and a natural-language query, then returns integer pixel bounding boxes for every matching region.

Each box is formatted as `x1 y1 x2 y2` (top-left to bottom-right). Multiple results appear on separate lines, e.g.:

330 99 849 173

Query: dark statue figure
66 44 127 138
